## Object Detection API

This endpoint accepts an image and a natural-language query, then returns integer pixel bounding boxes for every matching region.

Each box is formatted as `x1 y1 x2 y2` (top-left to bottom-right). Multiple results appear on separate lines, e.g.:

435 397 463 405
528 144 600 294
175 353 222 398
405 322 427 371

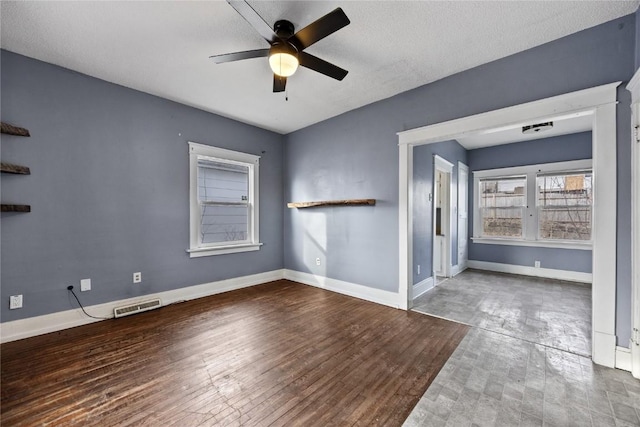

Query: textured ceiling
1 1 638 135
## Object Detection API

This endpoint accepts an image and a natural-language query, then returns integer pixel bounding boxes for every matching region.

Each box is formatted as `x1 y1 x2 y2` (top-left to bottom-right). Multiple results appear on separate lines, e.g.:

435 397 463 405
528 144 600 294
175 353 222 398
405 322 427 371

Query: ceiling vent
522 122 553 134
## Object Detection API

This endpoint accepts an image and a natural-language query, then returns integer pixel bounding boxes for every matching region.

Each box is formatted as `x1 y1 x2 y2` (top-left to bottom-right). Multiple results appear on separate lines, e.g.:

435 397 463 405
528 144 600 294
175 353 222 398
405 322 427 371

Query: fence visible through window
479 176 526 238
537 171 592 241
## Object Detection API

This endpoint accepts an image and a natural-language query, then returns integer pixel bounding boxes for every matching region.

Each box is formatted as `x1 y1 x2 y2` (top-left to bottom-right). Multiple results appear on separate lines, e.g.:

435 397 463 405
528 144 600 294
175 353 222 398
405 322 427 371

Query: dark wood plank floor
1 280 468 426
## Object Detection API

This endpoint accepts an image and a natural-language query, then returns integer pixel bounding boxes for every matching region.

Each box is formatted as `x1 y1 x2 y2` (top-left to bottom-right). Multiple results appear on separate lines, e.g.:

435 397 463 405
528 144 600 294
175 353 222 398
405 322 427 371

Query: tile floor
413 270 591 356
405 270 640 426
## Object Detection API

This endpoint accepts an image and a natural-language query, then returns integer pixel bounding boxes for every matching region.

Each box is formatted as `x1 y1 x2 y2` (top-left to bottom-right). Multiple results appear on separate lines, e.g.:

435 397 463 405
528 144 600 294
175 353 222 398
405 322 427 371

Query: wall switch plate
80 278 91 292
315 258 321 266
133 272 142 283
10 295 23 309
534 261 541 268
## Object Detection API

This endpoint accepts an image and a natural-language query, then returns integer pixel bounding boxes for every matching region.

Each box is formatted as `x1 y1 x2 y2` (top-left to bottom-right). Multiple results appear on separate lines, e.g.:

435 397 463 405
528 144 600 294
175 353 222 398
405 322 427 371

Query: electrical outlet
80 278 91 292
133 272 142 283
417 265 421 275
534 260 541 268
315 258 321 266
9 295 23 310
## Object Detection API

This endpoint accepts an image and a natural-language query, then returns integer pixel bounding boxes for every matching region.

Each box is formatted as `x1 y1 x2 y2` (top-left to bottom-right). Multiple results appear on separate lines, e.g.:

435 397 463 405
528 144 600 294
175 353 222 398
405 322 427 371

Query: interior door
457 162 469 271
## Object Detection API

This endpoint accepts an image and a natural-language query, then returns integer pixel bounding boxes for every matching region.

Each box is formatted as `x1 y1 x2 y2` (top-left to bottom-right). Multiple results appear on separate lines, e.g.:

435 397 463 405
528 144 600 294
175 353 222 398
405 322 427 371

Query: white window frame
472 159 593 250
187 142 262 257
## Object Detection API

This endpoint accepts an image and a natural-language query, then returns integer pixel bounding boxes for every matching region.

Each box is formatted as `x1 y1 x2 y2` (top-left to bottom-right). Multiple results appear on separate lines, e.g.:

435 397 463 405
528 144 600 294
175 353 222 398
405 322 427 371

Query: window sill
471 237 592 251
187 243 263 258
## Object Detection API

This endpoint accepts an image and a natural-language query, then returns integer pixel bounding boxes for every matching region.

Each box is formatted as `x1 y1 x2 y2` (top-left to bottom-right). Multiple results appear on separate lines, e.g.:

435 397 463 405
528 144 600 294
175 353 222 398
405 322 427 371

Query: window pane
198 159 248 203
197 158 249 244
479 177 526 237
200 205 248 243
537 172 592 241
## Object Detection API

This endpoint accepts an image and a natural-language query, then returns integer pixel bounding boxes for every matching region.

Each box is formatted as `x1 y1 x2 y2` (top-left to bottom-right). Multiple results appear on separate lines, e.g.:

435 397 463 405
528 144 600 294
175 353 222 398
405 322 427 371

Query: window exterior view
198 159 250 244
537 172 592 241
479 176 526 238
474 161 593 245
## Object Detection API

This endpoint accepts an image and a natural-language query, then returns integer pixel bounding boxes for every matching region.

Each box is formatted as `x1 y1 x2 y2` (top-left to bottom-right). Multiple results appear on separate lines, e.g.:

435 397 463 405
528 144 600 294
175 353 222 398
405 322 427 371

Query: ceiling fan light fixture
269 43 298 77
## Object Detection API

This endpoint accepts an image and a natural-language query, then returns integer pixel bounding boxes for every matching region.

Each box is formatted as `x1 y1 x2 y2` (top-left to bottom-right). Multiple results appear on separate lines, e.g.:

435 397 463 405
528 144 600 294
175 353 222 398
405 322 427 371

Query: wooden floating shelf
1 122 30 137
287 199 376 209
1 204 31 213
1 162 30 175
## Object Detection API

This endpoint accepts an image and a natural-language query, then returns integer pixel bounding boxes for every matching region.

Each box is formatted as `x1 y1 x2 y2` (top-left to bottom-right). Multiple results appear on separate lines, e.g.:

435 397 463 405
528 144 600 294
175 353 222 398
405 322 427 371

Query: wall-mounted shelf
1 121 32 212
1 204 31 213
287 199 376 209
1 122 30 137
1 162 30 175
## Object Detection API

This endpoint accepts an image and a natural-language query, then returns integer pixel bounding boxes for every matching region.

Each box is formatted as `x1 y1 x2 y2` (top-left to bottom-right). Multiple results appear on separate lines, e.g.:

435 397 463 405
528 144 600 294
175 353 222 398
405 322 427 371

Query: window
188 142 261 257
478 176 526 238
472 159 592 249
537 171 592 241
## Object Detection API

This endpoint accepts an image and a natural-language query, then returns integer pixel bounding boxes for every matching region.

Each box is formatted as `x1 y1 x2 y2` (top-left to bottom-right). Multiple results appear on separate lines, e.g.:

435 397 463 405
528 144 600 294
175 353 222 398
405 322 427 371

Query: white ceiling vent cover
114 299 161 318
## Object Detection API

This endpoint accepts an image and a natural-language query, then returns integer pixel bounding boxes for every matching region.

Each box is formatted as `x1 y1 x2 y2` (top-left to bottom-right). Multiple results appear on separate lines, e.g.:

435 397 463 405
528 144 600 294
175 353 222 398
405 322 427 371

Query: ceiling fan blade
227 0 275 43
273 75 287 92
209 49 270 64
299 52 348 81
290 8 350 51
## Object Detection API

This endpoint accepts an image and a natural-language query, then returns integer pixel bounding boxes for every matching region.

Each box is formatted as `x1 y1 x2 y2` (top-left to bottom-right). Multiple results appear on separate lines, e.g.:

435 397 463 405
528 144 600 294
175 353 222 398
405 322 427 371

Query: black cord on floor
67 286 112 320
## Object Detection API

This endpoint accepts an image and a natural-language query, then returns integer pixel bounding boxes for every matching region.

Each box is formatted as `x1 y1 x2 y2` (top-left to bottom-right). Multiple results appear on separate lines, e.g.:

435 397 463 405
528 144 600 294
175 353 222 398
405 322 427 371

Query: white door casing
627 69 640 379
458 162 469 271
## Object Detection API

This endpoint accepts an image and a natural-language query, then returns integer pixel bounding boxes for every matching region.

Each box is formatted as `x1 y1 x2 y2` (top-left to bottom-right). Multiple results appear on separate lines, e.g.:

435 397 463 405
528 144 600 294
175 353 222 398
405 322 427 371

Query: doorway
398 82 620 367
432 155 453 279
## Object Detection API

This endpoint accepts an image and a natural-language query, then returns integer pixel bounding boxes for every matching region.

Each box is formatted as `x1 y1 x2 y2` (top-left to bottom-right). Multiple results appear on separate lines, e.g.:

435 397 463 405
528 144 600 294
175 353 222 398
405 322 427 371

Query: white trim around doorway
398 82 620 368
627 69 640 378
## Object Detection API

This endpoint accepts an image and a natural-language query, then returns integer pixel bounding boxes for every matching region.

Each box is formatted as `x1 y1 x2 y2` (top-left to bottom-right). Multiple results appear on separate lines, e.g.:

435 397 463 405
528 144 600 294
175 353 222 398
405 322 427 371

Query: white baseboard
467 260 592 283
0 269 285 343
451 264 466 277
283 269 399 309
616 346 632 372
413 277 434 299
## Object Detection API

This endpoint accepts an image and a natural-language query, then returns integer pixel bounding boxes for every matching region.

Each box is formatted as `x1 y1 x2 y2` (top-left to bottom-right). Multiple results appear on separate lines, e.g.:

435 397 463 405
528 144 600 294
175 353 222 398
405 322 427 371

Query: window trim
472 159 593 250
187 142 262 257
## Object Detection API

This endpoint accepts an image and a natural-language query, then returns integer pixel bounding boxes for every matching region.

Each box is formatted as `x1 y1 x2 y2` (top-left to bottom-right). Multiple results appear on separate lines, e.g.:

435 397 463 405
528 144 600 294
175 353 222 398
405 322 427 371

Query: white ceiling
1 1 638 135
456 111 594 150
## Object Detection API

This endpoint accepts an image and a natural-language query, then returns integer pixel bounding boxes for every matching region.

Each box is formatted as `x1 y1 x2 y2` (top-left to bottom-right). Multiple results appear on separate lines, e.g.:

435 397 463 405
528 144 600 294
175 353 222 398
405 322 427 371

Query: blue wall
284 14 635 344
413 140 467 285
283 105 398 291
467 132 592 273
636 6 640 70
1 51 285 322
2 12 638 347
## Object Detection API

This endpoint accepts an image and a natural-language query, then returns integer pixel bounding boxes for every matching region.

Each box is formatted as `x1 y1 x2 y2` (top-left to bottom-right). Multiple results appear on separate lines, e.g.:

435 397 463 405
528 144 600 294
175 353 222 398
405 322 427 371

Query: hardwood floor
1 280 468 426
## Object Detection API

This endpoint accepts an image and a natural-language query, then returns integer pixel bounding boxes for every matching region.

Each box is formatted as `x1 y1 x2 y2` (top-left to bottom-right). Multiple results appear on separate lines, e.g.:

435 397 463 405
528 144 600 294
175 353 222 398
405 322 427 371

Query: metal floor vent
114 299 161 318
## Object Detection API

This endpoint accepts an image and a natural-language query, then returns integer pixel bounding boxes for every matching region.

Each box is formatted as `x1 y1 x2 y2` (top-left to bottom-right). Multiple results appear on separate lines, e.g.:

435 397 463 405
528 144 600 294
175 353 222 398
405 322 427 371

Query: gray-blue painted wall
636 6 640 70
2 12 637 347
467 132 592 274
284 14 635 345
413 140 467 285
0 50 285 322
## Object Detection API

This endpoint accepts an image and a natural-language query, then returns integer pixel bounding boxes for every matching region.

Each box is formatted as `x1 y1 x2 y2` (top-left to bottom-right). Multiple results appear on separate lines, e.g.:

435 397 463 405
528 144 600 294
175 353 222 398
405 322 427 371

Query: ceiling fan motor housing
273 20 295 39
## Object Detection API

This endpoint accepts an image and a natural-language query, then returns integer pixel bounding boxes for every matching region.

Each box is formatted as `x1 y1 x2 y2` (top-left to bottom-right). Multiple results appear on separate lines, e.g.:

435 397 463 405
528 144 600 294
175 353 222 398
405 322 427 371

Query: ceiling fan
210 1 350 93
